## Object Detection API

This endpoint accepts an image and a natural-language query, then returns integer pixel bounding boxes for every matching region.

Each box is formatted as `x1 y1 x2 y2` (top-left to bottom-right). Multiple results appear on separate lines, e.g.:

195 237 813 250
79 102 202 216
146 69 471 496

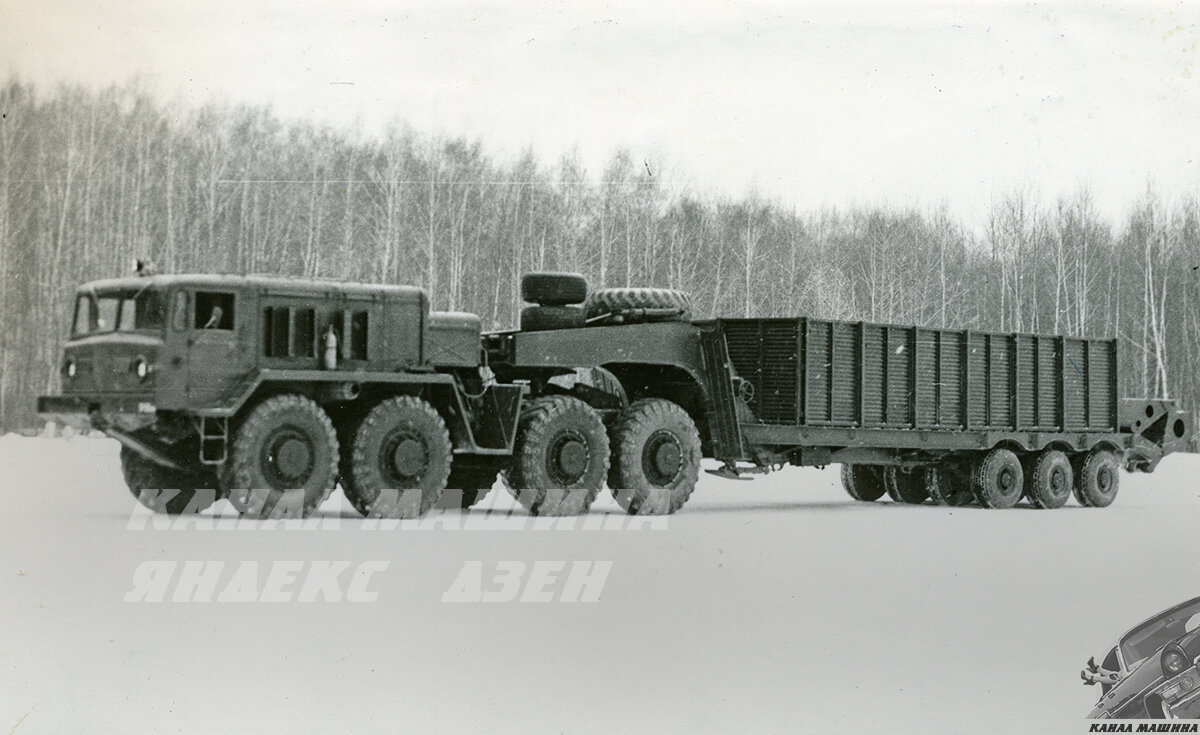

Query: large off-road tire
1025 449 1073 509
345 396 453 518
884 467 929 504
520 305 586 332
583 287 693 321
924 462 974 507
840 465 887 502
521 272 588 306
1072 448 1120 508
223 394 339 518
971 448 1024 509
607 398 702 515
121 446 220 515
504 396 609 516
436 459 501 510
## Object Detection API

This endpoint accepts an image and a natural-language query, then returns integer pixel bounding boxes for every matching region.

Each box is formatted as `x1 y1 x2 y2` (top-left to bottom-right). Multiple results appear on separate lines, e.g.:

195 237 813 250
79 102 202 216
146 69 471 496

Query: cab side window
195 292 235 330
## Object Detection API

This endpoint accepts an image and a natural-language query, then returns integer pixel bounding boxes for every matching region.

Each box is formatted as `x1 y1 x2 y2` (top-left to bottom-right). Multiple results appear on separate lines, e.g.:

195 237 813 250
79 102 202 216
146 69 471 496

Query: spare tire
520 305 586 331
521 272 588 306
584 287 693 321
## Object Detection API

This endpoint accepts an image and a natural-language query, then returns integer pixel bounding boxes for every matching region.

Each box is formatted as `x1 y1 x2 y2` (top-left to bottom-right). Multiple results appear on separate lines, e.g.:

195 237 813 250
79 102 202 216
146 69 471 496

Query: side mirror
1087 656 1099 673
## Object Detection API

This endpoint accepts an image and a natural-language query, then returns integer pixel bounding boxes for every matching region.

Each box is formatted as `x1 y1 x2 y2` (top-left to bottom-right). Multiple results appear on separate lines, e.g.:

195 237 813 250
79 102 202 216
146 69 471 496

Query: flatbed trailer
487 310 1190 510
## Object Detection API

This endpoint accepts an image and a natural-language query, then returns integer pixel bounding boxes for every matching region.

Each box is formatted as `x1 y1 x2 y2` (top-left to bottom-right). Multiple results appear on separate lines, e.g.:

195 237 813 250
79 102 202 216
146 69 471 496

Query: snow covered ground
1 434 1197 734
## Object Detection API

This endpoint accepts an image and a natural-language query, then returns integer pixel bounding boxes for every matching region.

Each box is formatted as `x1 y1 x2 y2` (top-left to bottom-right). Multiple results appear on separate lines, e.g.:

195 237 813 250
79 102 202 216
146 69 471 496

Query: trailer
37 269 1190 518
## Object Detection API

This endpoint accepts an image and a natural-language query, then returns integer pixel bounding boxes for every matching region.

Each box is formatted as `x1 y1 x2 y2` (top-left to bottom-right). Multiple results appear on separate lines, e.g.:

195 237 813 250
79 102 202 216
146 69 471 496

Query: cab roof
77 273 427 301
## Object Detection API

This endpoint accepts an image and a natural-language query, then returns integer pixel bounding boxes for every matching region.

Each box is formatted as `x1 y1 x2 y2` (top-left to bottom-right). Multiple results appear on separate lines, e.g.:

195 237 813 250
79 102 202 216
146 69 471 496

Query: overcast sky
1 1 1197 228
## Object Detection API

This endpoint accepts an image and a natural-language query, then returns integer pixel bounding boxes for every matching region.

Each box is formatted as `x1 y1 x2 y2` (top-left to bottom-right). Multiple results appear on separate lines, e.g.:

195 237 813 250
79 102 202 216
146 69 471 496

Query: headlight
1163 644 1189 677
132 357 150 380
64 359 76 378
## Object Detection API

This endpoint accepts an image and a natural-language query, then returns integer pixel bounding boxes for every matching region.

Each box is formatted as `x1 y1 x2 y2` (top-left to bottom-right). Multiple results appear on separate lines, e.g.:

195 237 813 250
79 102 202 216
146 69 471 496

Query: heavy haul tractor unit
39 270 1191 518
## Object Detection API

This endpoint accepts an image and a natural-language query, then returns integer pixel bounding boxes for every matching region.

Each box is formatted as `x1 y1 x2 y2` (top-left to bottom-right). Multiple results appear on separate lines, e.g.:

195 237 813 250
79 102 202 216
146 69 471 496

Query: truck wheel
608 398 702 515
120 446 219 515
345 396 453 518
436 460 501 510
924 463 974 506
1026 449 1073 509
1072 449 1120 508
520 305 586 331
583 287 693 321
224 394 339 518
884 467 929 504
971 448 1024 509
840 465 887 502
521 272 588 306
505 396 609 516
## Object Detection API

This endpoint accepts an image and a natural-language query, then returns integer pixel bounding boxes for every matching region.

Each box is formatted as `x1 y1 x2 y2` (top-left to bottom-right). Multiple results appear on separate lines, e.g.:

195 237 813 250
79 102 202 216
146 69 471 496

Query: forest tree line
0 78 1197 447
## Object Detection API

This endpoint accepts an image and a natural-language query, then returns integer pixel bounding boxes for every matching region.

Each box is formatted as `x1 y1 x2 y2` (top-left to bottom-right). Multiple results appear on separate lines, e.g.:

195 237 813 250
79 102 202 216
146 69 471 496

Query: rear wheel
1072 449 1120 508
608 399 702 515
121 446 219 515
925 462 974 506
840 465 887 502
505 396 609 516
971 448 1024 509
345 396 453 518
1026 449 1073 509
884 467 929 504
223 394 339 518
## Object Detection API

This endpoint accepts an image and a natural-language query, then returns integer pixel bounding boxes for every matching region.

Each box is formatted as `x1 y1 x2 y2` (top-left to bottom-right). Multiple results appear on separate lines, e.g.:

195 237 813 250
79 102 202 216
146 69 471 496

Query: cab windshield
72 289 165 336
1119 599 1200 668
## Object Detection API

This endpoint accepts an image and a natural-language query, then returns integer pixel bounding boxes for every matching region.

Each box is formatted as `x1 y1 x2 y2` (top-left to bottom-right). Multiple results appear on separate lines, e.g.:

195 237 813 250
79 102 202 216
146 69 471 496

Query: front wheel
223 394 339 518
121 446 219 515
608 399 702 515
345 396 453 518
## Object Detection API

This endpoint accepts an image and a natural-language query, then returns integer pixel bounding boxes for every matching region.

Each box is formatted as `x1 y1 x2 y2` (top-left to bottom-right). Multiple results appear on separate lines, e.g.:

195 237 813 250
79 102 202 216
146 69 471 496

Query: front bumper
37 394 158 433
1164 683 1200 719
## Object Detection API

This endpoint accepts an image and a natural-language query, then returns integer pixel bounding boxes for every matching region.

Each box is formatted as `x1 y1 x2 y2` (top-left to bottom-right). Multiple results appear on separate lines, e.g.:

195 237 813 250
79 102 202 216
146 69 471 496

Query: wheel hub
642 431 683 486
1097 467 1112 491
1049 467 1066 492
271 436 312 483
998 467 1015 491
556 439 588 478
391 437 427 478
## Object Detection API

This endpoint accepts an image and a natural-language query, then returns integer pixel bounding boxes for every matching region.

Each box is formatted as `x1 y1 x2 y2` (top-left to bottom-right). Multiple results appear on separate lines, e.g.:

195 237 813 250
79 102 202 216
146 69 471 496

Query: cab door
186 289 254 406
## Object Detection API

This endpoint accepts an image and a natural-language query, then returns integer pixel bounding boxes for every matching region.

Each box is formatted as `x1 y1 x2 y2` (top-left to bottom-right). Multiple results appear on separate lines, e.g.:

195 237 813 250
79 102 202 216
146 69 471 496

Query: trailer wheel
224 394 339 518
584 287 693 321
344 396 453 518
884 467 929 504
971 448 1024 509
520 305 586 331
505 396 609 515
436 460 501 510
1072 449 1120 508
840 465 887 502
1026 449 1073 509
924 463 974 506
121 446 219 515
608 398 702 515
521 272 588 306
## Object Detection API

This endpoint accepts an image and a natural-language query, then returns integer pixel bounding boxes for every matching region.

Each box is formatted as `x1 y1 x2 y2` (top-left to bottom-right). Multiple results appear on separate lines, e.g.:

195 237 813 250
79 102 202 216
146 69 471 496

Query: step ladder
199 417 228 465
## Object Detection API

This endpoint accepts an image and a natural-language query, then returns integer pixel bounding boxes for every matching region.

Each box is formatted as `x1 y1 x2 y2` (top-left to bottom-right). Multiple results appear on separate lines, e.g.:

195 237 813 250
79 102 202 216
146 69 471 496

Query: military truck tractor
39 269 1190 518
38 273 524 518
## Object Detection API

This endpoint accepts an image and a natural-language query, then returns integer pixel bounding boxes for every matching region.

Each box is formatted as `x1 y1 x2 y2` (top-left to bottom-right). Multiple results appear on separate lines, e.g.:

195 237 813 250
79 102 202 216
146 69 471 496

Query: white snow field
1 434 1197 734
